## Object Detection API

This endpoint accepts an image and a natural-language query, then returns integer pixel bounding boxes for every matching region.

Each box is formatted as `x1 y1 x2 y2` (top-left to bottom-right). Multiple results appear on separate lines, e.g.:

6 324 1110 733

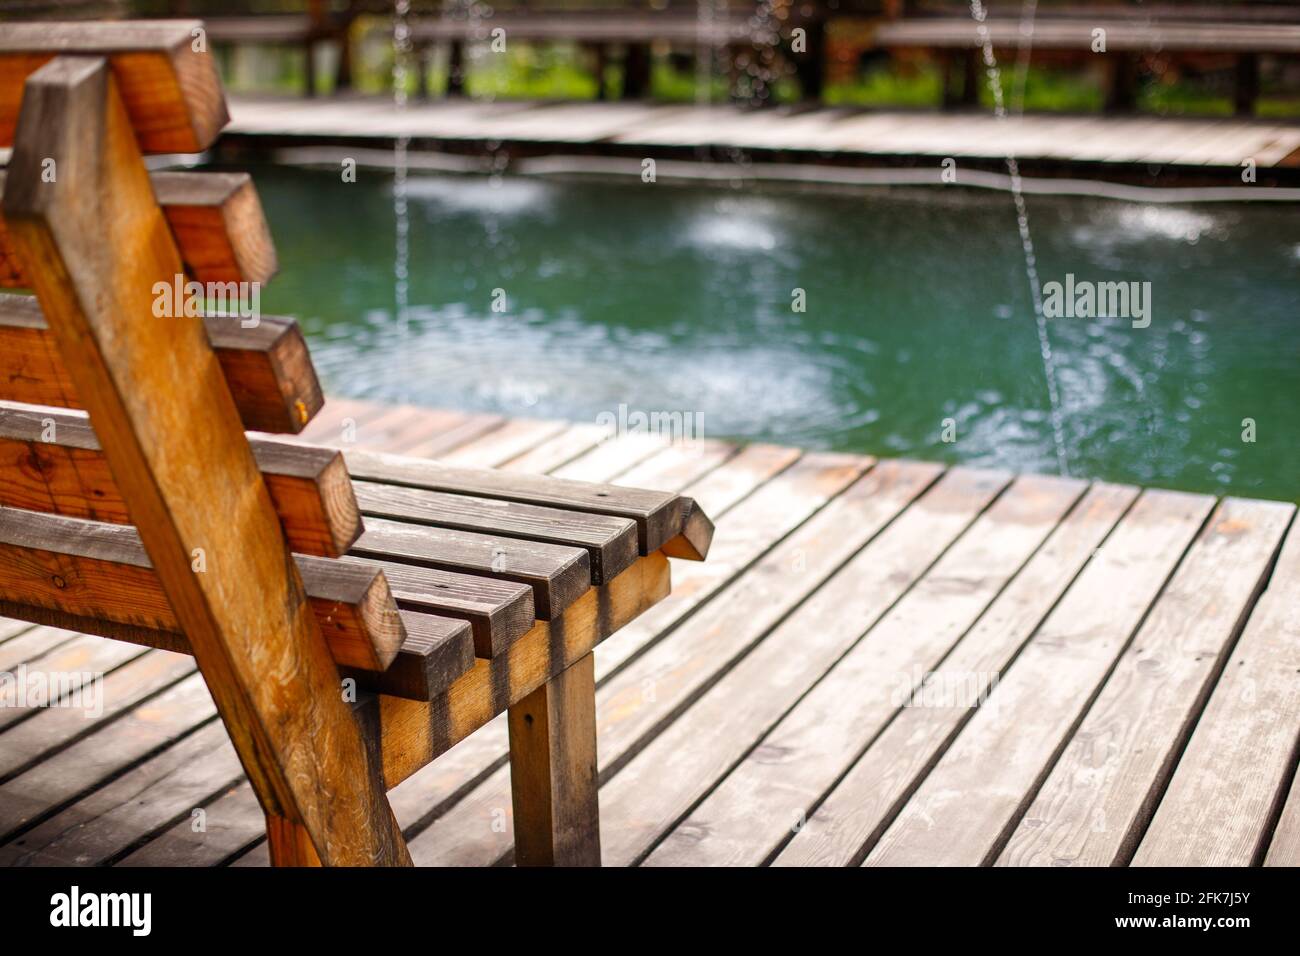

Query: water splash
968 0 1071 477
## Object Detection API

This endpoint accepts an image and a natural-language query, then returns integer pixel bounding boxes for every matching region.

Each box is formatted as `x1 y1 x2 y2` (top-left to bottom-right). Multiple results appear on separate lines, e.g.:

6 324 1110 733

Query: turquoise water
251 164 1298 502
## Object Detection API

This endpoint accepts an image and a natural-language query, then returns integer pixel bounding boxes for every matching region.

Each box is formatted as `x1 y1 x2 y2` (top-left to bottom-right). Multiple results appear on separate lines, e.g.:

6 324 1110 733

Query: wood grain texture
646 473 1087 867
999 497 1294 867
0 402 359 556
350 516 590 621
508 652 601 866
1 55 405 865
340 610 476 702
0 507 404 672
774 482 1137 867
344 555 535 658
345 448 702 558
657 495 714 561
2 170 276 287
0 667 214 842
597 467 1012 867
0 20 228 153
1133 518 1300 867
1265 765 1300 866
865 489 1214 867
0 293 323 433
353 479 638 583
149 170 277 284
0 719 238 866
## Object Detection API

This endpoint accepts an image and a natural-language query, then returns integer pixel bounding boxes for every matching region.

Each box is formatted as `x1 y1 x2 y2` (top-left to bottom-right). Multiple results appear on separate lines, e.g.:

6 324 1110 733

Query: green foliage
826 63 943 108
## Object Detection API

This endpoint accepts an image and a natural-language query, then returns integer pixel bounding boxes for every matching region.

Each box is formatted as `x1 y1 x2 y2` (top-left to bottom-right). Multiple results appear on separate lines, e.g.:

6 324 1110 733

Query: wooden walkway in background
1 397 1298 867
225 95 1300 169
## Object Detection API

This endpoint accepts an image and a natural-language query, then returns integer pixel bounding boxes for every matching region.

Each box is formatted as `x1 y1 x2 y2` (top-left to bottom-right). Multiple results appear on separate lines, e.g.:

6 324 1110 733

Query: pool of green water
250 164 1298 502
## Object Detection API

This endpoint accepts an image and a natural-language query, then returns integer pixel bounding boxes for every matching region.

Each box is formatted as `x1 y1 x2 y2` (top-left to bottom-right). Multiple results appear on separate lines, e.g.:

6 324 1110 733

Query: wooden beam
0 294 323 434
509 652 602 866
0 20 228 153
0 597 476 703
0 507 404 672
2 54 406 865
1 170 277 287
0 402 359 557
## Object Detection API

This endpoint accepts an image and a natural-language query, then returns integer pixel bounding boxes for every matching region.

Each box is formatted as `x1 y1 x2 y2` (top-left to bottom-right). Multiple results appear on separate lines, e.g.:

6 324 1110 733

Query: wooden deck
0 396 1297 867
224 95 1300 170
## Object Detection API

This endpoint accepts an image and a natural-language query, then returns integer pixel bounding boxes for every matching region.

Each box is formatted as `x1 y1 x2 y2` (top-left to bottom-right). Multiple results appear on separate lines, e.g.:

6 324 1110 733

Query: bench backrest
0 20 407 865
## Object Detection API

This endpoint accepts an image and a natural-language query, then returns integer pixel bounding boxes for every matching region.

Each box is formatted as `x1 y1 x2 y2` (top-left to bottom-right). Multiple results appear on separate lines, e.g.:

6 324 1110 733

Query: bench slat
0 507 404 672
0 601 475 703
1 170 276 287
343 611 476 702
0 20 227 153
353 479 638 584
341 556 535 659
0 402 358 557
0 294 323 433
345 448 712 558
351 517 590 621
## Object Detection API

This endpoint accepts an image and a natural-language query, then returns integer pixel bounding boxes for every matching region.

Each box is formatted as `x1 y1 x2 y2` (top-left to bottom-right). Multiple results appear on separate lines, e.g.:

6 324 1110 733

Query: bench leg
266 815 324 866
508 653 601 866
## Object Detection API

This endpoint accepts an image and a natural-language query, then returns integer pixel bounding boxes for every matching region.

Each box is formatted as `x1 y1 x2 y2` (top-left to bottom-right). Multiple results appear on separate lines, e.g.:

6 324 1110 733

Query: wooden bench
0 19 712 866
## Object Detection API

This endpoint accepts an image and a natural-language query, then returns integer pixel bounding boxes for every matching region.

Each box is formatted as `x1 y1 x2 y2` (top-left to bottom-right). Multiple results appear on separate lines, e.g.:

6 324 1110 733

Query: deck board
1131 517 1300 866
1 398 1296 867
998 497 1294 867
865 489 1215 866
224 96 1300 171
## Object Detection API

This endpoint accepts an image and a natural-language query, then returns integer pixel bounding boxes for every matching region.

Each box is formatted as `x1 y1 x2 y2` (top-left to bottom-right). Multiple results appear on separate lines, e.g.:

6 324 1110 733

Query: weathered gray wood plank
999 498 1294 867
1133 518 1300 867
865 489 1214 866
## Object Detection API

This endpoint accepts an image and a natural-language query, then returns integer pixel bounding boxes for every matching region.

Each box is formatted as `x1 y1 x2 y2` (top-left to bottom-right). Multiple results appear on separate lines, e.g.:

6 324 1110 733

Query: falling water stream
392 1 413 404
968 0 1072 477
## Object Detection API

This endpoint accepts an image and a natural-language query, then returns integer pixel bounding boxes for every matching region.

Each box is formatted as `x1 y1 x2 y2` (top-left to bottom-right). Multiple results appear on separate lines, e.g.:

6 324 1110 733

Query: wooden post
960 46 979 106
1235 53 1259 117
448 39 466 96
508 652 602 866
306 0 323 97
793 17 826 103
940 49 957 108
623 42 651 100
1106 51 1137 112
593 43 608 101
2 54 410 866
